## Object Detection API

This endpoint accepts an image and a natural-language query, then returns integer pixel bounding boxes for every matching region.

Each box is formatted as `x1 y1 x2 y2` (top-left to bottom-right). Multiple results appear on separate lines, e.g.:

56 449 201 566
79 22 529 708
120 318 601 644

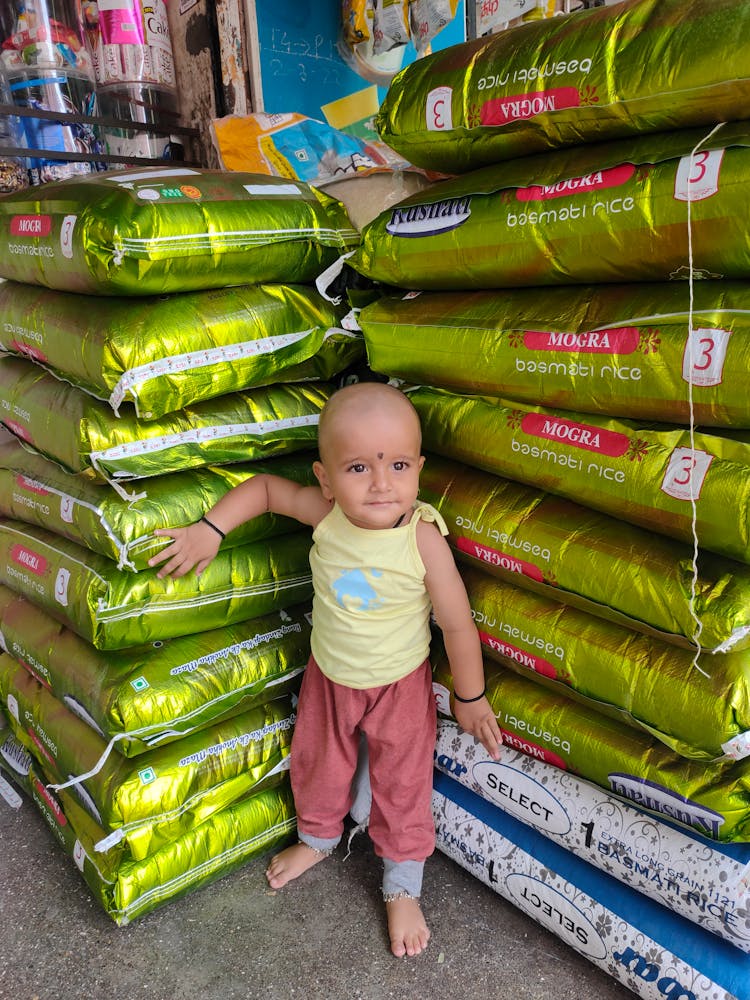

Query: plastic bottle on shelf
83 0 183 164
1 0 105 183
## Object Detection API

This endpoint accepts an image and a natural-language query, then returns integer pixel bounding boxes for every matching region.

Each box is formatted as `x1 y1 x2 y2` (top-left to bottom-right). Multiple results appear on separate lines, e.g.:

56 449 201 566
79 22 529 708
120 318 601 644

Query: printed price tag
0 775 22 809
73 839 86 871
732 860 750 900
660 447 713 502
60 495 74 524
54 567 71 607
479 0 531 33
432 682 453 717
426 87 453 131
6 693 19 722
721 731 750 761
60 214 76 259
682 327 731 387
674 149 724 202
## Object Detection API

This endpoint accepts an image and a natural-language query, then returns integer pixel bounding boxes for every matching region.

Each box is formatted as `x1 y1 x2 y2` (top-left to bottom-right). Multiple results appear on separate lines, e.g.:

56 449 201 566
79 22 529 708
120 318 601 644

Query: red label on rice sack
480 87 581 126
519 413 630 457
499 729 567 769
412 384 750 565
10 215 52 238
456 537 544 582
477 630 557 680
360 282 750 428
352 123 750 290
516 165 636 202
521 327 640 353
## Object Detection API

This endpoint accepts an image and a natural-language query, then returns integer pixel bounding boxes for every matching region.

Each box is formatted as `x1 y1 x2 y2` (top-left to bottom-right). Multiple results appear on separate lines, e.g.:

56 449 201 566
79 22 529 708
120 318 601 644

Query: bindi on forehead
378 452 384 459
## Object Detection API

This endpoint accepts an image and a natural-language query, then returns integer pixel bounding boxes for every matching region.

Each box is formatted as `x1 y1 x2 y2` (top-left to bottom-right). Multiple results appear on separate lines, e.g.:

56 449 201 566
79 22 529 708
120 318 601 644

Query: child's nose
371 465 390 490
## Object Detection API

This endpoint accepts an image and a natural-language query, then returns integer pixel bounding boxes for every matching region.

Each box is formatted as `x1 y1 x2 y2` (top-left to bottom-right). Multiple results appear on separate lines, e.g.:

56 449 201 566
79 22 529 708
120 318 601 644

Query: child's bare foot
385 896 430 957
265 842 329 889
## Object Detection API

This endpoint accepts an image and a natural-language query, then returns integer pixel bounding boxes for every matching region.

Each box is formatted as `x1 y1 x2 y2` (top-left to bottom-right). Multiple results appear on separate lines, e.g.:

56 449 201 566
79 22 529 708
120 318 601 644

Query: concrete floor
0 783 635 1000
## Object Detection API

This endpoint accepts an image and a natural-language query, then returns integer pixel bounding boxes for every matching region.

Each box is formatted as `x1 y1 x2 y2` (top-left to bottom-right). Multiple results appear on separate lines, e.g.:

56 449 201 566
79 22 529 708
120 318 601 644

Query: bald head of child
316 381 423 466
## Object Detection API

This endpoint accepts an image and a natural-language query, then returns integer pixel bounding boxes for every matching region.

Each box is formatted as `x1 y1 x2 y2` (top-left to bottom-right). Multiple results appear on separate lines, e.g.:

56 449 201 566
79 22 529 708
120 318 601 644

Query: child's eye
393 461 408 471
349 463 366 473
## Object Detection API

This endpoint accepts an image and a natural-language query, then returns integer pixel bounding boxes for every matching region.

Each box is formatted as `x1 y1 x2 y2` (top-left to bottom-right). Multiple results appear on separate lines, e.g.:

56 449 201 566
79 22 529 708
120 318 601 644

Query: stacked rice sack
0 165 362 924
350 1 750 995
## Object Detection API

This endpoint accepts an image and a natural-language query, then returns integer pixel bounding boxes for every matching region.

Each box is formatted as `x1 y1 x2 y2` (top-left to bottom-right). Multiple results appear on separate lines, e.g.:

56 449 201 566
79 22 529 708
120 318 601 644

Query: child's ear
418 455 425 472
313 460 334 501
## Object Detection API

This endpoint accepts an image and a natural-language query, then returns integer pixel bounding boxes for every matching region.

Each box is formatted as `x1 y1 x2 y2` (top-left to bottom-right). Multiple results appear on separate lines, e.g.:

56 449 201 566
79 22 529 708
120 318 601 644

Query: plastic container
6 67 104 182
0 0 93 75
1 1 102 183
98 81 182 163
85 0 177 95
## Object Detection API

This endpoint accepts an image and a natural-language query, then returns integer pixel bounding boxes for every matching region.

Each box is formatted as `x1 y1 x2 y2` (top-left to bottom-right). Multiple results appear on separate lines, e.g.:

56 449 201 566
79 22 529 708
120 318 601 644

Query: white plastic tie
46 731 129 792
315 251 356 304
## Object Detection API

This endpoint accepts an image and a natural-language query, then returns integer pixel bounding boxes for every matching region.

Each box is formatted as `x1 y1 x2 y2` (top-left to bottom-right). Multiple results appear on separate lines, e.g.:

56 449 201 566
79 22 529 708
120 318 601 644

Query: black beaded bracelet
453 686 487 704
200 514 226 540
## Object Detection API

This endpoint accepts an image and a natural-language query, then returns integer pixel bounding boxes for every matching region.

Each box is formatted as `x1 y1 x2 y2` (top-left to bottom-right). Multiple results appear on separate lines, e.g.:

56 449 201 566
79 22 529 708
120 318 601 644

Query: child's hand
452 695 502 761
148 522 222 579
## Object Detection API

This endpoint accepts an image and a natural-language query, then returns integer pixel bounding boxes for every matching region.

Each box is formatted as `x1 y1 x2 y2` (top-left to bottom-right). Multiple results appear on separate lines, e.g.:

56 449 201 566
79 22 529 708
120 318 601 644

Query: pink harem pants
291 656 437 864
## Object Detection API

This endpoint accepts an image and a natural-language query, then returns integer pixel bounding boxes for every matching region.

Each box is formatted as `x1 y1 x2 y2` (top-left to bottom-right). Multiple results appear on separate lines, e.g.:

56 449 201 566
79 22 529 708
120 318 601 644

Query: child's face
314 403 424 531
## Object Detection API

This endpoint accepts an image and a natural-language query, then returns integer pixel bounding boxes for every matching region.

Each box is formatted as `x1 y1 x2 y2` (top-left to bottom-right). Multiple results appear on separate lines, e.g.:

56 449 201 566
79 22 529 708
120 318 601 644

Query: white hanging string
685 122 725 679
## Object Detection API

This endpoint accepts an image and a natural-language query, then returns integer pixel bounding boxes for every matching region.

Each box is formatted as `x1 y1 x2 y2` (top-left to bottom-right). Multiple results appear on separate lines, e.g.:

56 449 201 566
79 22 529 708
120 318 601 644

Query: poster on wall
245 1 466 138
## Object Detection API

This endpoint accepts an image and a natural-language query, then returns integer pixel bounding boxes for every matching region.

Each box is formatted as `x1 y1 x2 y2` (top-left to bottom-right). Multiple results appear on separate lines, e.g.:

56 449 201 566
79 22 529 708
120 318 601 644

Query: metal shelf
0 101 203 168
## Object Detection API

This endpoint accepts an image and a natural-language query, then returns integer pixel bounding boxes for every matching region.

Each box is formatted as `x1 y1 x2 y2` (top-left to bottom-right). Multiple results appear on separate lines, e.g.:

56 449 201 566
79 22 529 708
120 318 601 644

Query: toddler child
150 381 501 958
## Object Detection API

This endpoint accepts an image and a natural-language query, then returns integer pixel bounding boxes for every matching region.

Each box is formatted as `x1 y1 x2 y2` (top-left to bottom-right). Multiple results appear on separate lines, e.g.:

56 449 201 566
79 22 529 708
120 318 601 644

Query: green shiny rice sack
0 439 316 570
352 123 750 289
376 0 750 172
0 519 313 649
0 655 294 861
420 454 750 654
461 564 750 762
433 651 750 843
0 355 329 484
361 282 750 428
412 385 750 565
0 166 359 295
0 584 311 756
0 280 362 420
0 744 295 926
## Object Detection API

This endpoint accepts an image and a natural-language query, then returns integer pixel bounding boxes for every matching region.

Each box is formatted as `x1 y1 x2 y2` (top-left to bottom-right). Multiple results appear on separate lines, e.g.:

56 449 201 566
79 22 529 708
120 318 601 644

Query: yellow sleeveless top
309 501 448 688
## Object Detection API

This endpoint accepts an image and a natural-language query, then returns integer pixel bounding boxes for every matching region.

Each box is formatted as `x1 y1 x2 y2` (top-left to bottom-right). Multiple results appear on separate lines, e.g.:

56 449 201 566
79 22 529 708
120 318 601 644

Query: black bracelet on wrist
453 686 487 704
200 514 226 540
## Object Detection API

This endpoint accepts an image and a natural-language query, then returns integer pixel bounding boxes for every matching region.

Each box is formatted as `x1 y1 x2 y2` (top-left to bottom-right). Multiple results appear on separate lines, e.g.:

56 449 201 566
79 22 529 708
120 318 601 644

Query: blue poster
253 1 465 130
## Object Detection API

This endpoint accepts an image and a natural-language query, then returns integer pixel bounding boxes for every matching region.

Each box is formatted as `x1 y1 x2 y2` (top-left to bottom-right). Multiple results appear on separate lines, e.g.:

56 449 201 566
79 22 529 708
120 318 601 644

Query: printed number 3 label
426 87 453 131
682 327 731 387
674 148 724 202
660 447 713 502
60 214 76 258
54 567 71 607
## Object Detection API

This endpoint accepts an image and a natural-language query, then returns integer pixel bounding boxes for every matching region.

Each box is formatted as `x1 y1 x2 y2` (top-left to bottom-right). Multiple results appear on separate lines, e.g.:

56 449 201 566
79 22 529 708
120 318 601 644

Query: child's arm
148 473 330 579
418 521 502 760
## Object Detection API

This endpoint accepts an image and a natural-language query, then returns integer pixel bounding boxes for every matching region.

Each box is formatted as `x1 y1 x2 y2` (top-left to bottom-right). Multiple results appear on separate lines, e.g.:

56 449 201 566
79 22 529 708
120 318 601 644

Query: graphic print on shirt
331 569 383 611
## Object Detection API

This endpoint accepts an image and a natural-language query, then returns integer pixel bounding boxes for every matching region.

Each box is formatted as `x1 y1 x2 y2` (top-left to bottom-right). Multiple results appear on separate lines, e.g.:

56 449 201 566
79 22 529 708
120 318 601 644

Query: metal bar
0 103 199 138
0 145 201 167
